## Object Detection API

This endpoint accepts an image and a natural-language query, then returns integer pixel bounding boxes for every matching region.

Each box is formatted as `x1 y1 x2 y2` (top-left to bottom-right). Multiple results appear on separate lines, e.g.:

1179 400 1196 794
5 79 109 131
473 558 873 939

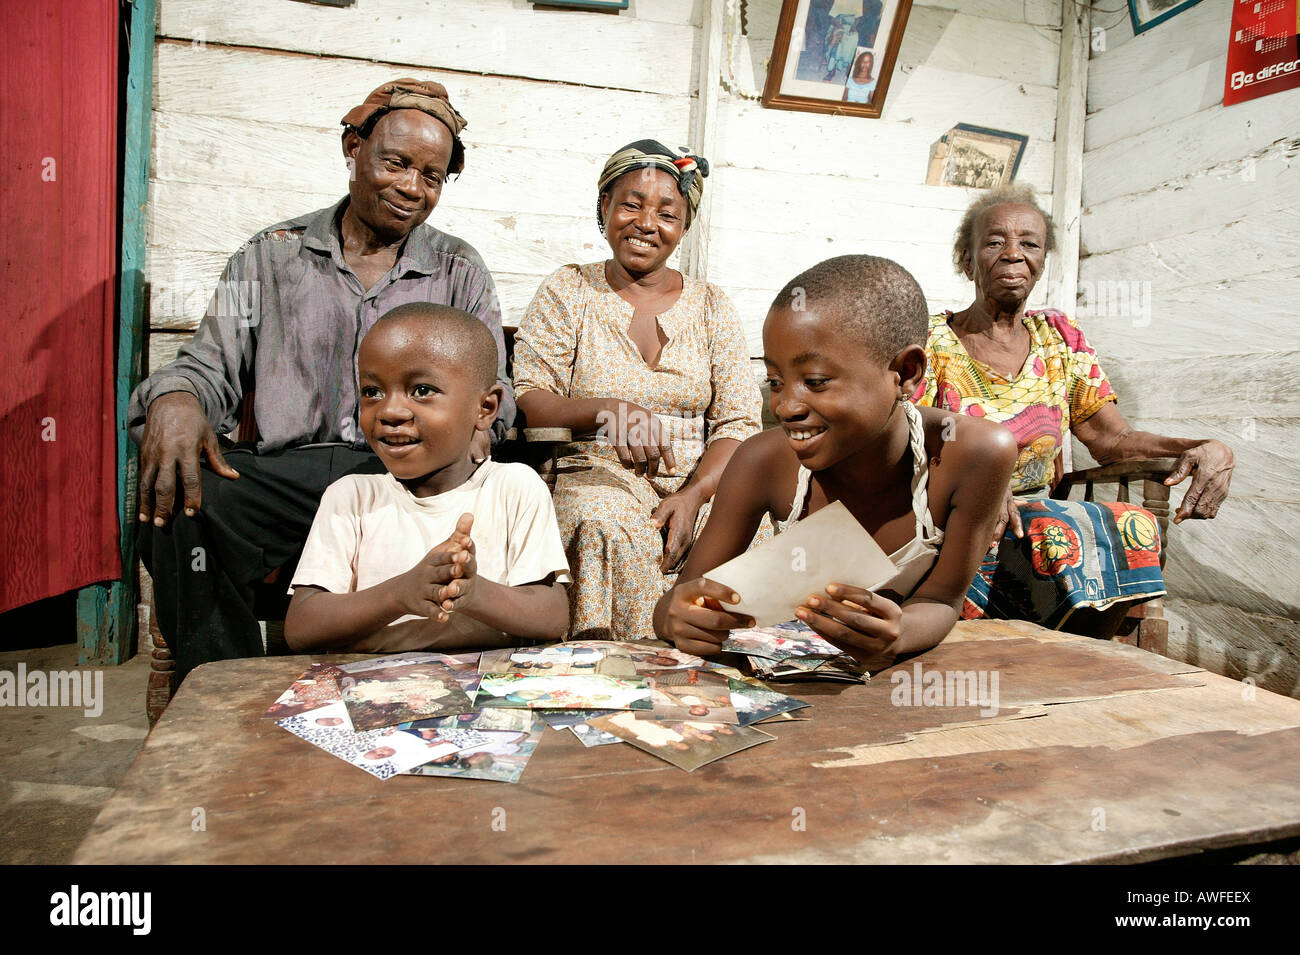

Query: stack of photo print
265 639 821 778
722 622 870 683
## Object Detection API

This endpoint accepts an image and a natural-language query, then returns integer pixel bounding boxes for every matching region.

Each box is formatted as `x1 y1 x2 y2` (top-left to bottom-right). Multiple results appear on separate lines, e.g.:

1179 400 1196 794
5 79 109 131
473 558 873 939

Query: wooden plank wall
1079 0 1300 697
145 0 700 368
713 0 1063 352
144 0 1064 360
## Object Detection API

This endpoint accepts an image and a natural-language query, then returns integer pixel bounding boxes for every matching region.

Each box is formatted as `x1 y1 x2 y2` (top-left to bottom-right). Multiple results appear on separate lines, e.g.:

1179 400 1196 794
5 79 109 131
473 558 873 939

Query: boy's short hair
771 255 929 364
374 302 498 390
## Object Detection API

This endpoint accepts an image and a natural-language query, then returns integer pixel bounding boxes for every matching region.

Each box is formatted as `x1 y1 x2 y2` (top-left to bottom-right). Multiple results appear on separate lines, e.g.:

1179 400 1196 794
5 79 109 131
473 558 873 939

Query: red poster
1224 0 1300 105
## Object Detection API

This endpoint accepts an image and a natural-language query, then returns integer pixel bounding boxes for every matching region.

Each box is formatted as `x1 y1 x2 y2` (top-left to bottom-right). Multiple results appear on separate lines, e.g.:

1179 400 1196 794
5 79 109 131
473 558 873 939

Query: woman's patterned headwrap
596 139 710 234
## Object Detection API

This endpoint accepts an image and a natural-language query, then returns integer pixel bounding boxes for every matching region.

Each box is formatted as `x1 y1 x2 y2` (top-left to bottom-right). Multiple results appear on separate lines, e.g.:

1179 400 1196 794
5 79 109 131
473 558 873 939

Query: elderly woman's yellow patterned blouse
915 309 1116 494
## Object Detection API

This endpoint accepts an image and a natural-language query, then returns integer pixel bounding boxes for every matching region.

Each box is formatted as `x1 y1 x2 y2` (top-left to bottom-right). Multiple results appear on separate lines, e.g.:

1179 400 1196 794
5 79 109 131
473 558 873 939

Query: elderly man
129 80 515 685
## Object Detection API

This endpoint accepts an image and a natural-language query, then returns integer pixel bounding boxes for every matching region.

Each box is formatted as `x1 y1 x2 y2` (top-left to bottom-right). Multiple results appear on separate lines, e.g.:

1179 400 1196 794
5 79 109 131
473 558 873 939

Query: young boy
653 255 1016 670
285 303 571 652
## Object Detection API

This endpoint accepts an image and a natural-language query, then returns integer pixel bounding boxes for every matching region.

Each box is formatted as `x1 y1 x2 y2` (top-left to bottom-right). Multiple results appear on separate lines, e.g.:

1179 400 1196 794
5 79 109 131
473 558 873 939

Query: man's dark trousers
138 445 385 687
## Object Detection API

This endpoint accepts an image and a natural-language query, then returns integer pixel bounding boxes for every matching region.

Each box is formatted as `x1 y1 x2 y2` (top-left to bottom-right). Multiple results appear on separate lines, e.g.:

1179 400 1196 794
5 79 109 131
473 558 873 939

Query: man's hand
394 513 477 621
651 487 703 573
657 577 753 658
597 400 678 478
1166 439 1234 522
989 486 1023 550
137 391 239 526
797 583 904 671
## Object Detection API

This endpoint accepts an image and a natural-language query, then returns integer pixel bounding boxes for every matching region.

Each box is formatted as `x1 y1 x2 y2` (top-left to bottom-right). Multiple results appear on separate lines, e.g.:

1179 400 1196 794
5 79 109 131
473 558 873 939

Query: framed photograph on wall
1128 0 1205 35
531 0 628 10
762 0 913 117
925 124 1029 189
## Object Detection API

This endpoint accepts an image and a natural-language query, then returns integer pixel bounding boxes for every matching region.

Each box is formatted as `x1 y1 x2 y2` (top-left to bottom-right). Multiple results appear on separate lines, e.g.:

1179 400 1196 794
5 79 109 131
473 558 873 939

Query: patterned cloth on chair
964 497 1165 628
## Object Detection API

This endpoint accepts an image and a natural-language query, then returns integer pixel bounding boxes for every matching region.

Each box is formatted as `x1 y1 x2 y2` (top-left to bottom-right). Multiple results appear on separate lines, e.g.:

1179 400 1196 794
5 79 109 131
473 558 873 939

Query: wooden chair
1051 457 1178 654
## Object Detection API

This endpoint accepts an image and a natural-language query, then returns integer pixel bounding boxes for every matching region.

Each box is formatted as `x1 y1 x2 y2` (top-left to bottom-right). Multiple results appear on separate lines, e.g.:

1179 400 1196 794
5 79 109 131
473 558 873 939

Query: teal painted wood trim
78 0 156 666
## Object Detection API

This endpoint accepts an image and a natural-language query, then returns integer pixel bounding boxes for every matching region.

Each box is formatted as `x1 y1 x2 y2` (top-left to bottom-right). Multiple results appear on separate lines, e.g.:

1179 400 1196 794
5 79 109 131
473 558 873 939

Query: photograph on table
479 641 703 679
626 645 707 673
406 705 536 734
722 622 844 661
727 679 811 726
333 652 452 675
538 708 619 730
762 0 913 117
590 712 775 773
476 672 653 710
262 663 344 720
405 721 546 784
339 661 475 731
479 642 623 677
639 668 739 723
276 702 469 780
570 723 624 747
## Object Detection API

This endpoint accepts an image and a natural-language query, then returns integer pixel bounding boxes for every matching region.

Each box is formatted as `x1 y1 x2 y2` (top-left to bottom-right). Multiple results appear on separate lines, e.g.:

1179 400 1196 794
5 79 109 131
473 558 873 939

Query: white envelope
703 501 897 627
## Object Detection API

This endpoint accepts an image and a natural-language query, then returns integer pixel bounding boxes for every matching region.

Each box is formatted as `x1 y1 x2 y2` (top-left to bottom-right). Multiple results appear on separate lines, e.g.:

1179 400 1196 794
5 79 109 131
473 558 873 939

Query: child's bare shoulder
918 405 1017 473
724 428 799 513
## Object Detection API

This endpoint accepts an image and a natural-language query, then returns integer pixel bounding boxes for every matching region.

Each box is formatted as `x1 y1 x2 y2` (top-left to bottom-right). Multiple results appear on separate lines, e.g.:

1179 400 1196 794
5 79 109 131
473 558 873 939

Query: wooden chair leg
1134 597 1169 656
1142 478 1171 571
146 598 175 725
1114 598 1169 656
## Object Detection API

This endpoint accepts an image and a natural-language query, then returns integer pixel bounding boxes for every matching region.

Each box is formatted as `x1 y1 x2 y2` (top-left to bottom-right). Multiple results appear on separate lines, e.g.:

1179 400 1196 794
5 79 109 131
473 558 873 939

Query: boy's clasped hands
397 513 480 623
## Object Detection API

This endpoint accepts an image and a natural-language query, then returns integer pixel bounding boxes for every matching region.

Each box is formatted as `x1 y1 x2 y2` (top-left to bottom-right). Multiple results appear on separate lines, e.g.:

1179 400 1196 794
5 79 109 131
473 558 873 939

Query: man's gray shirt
128 198 516 452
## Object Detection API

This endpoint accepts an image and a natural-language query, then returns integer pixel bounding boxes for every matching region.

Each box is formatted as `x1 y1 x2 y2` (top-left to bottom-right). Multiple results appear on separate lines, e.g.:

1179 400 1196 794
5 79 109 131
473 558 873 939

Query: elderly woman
512 140 762 640
917 185 1234 633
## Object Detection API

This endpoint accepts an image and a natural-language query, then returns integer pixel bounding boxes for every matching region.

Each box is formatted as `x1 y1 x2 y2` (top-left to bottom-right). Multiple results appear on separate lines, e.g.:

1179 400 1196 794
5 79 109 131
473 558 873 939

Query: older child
653 256 1016 669
285 304 570 652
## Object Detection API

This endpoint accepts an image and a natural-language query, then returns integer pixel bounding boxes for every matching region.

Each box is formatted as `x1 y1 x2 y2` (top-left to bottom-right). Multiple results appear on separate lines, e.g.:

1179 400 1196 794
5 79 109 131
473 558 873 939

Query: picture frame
925 123 1029 190
1127 0 1205 35
530 0 629 10
762 0 913 118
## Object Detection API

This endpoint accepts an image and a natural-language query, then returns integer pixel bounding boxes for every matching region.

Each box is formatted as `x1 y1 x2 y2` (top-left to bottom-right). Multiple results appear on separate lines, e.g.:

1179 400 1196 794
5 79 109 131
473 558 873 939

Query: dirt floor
0 644 151 864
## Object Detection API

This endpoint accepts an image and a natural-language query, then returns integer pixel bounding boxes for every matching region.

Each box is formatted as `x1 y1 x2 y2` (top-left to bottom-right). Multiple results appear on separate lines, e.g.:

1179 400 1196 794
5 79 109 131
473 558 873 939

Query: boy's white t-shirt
291 460 571 649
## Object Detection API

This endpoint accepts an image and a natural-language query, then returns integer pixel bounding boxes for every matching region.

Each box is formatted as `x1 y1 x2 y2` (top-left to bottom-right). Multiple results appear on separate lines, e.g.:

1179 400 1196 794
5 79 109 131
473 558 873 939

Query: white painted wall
145 0 700 367
144 0 1064 363
713 0 1062 352
1080 0 1300 696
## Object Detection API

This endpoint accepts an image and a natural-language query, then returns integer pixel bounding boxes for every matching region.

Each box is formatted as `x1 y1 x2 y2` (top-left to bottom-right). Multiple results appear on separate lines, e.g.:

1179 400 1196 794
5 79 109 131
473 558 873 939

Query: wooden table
74 620 1300 864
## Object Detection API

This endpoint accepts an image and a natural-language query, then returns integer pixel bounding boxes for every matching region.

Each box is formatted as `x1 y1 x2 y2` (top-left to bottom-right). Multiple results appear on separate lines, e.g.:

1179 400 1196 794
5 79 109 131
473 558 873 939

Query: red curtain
0 0 120 613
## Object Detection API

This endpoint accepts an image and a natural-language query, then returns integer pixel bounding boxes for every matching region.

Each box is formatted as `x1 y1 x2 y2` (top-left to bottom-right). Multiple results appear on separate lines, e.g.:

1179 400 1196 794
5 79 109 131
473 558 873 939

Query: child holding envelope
653 255 1016 670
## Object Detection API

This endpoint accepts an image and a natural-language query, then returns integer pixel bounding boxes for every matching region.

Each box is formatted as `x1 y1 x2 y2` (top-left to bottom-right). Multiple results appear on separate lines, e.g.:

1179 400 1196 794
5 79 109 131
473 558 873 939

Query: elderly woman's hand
1167 439 1234 522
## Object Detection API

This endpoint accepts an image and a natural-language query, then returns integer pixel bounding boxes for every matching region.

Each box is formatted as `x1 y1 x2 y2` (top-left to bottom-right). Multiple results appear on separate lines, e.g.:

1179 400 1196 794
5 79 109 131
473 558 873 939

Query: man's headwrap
341 79 469 174
596 139 710 234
